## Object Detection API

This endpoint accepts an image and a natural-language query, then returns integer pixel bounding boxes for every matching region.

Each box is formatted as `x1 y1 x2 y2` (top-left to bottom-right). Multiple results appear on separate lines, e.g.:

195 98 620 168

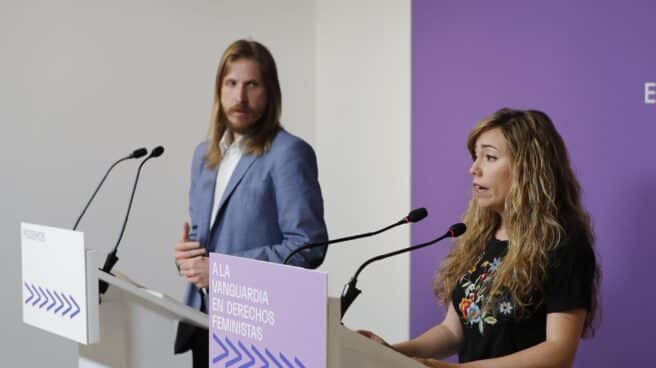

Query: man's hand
174 222 209 289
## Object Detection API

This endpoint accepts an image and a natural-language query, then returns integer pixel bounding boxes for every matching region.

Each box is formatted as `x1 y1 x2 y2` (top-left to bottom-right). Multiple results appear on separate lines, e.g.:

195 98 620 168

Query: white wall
315 0 411 343
0 0 410 365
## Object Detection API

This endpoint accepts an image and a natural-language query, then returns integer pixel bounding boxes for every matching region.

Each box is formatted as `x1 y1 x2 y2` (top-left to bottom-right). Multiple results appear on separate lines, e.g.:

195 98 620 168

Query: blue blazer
183 129 328 310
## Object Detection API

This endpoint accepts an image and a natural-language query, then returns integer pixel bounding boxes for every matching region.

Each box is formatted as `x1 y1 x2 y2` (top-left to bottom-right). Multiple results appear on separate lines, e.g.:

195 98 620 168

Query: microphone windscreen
448 223 467 237
407 207 428 223
131 148 148 159
150 146 165 158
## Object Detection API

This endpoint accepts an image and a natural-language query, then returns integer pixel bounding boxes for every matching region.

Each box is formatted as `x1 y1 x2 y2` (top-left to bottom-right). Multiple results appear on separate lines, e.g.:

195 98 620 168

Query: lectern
20 222 208 367
21 223 424 367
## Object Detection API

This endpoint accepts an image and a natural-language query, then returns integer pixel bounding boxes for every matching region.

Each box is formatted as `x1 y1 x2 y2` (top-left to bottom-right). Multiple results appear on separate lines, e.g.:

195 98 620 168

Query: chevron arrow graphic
61 293 72 316
46 289 56 311
279 353 294 368
225 337 242 367
54 291 64 314
293 357 305 368
24 283 35 304
251 345 269 368
237 341 255 368
38 286 49 309
23 284 82 320
31 284 41 306
265 349 282 368
209 338 307 368
69 295 80 318
212 333 229 364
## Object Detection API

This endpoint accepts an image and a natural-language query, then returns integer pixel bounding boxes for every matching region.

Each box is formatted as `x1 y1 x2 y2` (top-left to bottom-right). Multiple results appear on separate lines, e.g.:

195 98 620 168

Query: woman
361 108 599 367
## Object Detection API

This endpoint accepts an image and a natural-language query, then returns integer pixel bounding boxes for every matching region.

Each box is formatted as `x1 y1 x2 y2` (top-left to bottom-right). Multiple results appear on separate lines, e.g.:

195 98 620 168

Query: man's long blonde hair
434 108 599 336
205 39 282 169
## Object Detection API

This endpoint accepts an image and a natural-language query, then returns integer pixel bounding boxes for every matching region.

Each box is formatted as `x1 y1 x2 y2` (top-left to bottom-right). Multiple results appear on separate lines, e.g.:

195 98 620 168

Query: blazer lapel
209 154 258 236
197 164 218 248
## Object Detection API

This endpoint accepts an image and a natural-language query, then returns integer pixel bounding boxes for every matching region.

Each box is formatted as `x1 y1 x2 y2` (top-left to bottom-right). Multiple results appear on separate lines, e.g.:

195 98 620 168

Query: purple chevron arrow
24 283 35 304
31 284 41 306
251 346 269 368
293 357 305 368
225 337 242 367
46 289 56 311
61 293 72 316
69 295 80 318
38 286 49 309
278 353 293 368
265 349 282 368
54 291 64 314
212 333 229 364
237 341 255 368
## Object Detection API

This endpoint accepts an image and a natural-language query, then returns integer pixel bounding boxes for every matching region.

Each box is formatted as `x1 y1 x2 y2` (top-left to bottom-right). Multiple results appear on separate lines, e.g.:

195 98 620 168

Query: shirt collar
219 131 245 154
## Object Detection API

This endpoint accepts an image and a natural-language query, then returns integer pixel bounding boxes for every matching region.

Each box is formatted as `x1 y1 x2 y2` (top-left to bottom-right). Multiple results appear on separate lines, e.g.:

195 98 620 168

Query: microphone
72 148 148 230
99 146 164 294
340 222 466 319
282 207 428 266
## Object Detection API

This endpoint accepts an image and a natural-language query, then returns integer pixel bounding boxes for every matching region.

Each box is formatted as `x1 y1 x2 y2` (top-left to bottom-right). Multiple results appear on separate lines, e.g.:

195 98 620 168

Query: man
173 39 328 367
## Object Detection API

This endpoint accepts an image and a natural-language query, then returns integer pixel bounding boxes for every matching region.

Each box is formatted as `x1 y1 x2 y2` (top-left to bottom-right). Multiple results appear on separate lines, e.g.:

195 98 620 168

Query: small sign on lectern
21 223 99 344
209 253 327 367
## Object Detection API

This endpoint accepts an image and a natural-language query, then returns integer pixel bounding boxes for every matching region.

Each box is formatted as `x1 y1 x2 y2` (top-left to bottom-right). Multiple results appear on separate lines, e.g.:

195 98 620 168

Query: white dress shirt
210 133 244 226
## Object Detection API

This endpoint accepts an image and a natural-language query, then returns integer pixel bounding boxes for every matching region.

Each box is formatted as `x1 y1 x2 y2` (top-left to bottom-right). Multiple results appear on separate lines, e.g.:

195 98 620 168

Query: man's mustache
228 106 251 114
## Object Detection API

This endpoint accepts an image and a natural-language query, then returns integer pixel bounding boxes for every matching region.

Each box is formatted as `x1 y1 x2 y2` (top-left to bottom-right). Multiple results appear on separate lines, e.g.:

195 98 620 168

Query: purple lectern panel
209 253 327 368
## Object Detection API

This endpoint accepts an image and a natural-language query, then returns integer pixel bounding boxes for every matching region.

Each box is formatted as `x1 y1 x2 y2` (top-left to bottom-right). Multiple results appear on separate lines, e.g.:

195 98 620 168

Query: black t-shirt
451 236 596 362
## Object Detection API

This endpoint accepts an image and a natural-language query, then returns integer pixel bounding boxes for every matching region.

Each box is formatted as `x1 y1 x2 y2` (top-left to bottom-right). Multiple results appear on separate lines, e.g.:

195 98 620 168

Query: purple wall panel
411 1 656 366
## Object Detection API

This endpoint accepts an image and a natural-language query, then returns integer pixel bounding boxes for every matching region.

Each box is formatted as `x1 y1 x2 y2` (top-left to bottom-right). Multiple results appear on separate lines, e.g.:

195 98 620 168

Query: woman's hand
414 358 459 368
357 330 394 349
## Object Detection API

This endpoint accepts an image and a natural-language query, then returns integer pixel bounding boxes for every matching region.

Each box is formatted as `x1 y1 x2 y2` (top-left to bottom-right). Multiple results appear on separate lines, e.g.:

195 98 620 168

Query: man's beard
223 107 262 135
226 118 261 135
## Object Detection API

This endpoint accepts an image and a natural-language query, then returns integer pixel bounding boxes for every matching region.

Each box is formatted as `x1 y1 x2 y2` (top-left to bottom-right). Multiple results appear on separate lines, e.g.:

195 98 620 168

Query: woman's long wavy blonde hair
434 108 599 337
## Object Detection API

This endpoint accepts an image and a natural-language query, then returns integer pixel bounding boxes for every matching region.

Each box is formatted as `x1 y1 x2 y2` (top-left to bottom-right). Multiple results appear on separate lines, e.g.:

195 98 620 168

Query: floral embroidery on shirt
498 301 513 315
457 256 509 334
